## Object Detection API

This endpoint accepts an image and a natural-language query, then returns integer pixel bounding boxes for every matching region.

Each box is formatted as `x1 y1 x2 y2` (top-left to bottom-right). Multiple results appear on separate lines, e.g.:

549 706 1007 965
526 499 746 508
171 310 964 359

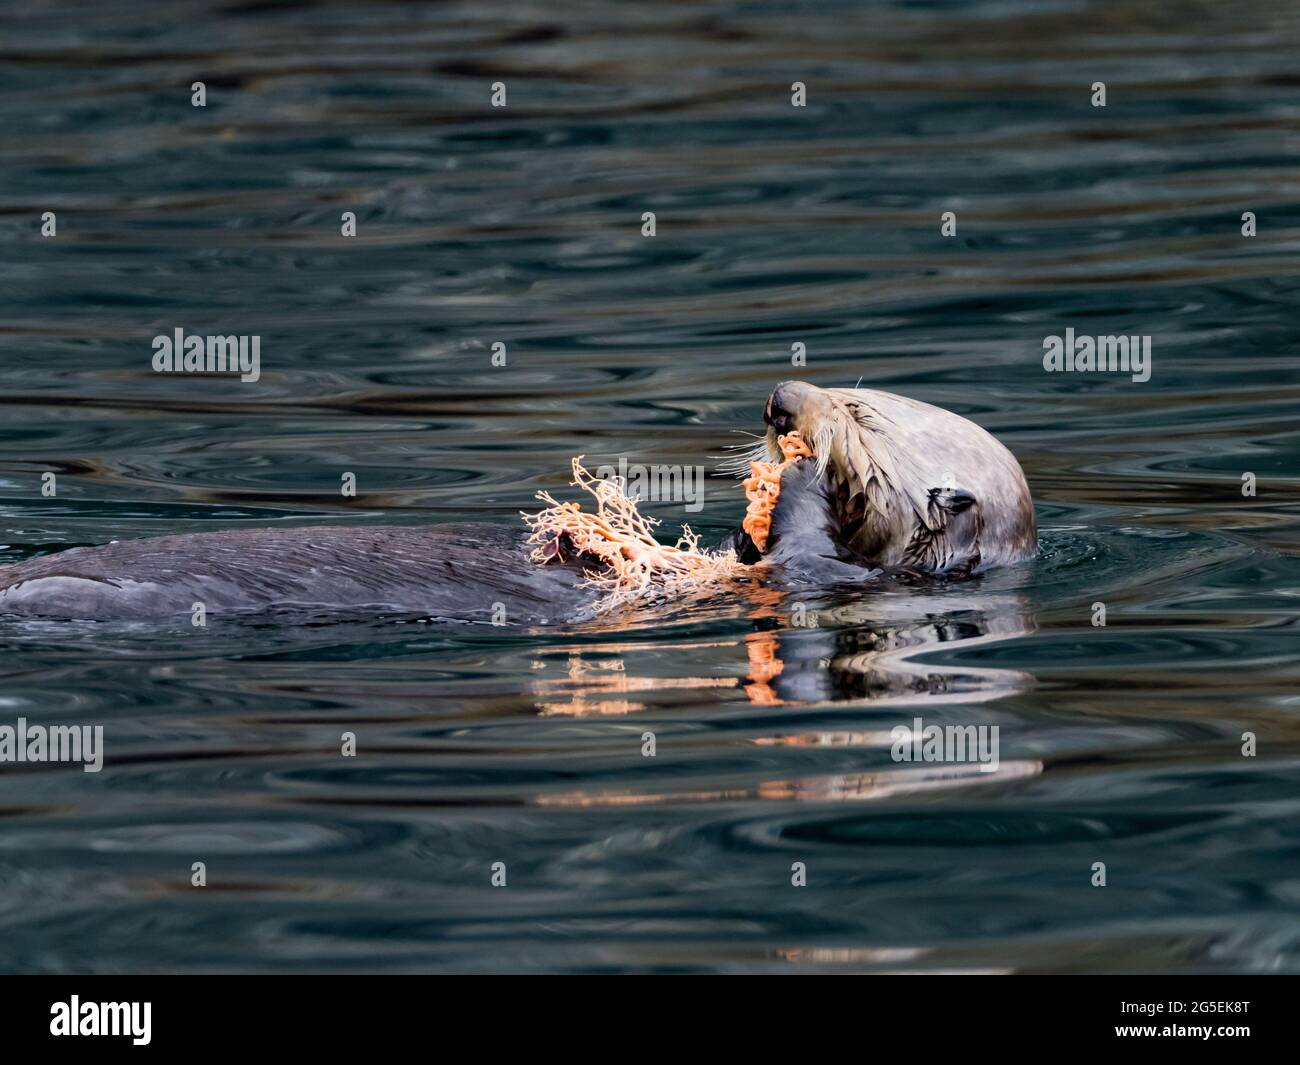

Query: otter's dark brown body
0 524 598 623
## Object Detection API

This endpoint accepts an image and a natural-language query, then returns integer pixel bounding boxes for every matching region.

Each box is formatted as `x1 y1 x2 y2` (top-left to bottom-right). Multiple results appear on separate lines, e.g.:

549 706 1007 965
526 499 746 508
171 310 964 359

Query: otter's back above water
0 524 596 623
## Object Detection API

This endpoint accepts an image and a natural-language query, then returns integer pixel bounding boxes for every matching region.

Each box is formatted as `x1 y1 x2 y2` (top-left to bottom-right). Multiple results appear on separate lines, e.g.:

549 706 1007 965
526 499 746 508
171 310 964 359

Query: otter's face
764 379 857 460
761 380 899 556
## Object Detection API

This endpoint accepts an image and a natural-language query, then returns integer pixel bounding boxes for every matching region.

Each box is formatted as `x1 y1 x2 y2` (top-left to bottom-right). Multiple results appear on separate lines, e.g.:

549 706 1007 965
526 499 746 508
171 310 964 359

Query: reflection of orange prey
728 581 788 621
743 631 785 705
742 431 813 551
533 653 738 717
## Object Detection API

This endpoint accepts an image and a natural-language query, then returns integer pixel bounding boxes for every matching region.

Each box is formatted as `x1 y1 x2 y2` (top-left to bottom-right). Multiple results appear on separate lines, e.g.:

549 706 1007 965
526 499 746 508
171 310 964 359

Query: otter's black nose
764 390 794 433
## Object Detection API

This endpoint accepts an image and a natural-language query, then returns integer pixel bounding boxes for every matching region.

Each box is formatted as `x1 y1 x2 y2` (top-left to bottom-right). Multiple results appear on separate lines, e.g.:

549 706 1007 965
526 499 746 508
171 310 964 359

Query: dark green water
1 0 1298 972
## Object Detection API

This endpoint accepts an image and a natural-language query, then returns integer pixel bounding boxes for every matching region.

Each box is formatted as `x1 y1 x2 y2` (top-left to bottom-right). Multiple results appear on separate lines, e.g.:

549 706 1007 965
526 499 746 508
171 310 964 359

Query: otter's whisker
717 437 773 478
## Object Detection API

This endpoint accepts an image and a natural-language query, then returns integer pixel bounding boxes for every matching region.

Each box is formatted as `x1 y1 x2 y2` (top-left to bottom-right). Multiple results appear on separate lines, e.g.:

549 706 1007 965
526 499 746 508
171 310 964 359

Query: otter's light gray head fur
740 380 1037 570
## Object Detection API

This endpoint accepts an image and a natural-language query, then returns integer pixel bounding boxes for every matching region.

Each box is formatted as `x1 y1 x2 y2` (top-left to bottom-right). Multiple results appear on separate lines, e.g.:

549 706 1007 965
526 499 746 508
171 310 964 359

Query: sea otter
0 381 1035 621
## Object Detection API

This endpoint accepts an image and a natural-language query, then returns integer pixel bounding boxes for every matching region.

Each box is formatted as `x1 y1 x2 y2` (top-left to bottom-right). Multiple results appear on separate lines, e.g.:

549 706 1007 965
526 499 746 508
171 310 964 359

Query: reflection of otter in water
742 591 1037 706
527 589 1036 715
0 382 1035 621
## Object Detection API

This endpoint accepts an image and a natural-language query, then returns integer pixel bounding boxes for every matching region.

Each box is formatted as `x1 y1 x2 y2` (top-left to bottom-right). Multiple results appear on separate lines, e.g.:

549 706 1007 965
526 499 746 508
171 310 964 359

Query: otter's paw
903 484 983 574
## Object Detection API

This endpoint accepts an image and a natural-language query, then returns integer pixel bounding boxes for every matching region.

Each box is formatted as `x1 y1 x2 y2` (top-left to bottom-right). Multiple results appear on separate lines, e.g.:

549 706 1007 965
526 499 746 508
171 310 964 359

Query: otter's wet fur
0 382 1036 621
0 525 598 623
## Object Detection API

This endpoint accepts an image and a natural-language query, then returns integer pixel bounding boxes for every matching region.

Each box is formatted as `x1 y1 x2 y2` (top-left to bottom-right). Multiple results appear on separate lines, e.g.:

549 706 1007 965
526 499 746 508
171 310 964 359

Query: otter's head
764 381 867 472
746 379 1036 570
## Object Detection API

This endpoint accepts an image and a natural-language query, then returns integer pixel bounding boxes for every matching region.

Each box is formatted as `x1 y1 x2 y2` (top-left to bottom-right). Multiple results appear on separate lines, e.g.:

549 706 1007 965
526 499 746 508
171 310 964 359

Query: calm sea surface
1 0 1299 972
